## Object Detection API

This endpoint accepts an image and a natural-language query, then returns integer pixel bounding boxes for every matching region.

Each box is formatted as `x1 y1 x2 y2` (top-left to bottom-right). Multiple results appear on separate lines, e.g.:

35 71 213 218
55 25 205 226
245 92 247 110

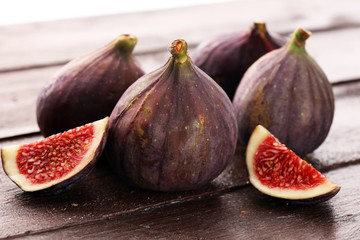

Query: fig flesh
192 22 287 99
1 117 109 194
246 125 340 203
37 34 144 137
106 39 238 191
233 28 334 156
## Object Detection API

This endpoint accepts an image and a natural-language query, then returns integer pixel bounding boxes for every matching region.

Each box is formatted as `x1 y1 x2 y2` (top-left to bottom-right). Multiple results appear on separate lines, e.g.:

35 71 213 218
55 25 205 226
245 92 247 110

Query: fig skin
233 28 335 157
36 34 145 137
291 188 341 205
106 39 238 191
192 22 287 99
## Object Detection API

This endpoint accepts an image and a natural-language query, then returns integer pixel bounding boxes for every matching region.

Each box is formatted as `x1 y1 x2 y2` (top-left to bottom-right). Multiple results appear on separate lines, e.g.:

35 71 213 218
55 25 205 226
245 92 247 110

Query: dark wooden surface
1 0 360 239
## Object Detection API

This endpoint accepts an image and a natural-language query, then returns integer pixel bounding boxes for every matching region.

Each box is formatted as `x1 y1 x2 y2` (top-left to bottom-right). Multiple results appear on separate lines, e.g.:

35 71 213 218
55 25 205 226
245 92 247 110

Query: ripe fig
36 34 144 137
233 28 334 156
192 22 287 99
1 117 109 194
246 125 340 204
106 39 238 191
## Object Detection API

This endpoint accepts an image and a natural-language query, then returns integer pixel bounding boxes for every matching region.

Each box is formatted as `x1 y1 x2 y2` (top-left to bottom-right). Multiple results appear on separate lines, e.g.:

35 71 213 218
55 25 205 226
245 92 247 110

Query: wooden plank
305 28 360 83
1 0 360 139
1 29 360 139
1 2 360 238
0 0 359 72
0 156 245 239
5 163 360 239
1 81 360 238
310 81 360 170
0 66 57 138
0 51 168 139
0 134 248 238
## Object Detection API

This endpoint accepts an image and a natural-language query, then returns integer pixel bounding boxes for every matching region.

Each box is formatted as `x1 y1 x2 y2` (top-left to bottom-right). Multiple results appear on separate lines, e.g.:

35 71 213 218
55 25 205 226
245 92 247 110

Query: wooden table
1 0 360 239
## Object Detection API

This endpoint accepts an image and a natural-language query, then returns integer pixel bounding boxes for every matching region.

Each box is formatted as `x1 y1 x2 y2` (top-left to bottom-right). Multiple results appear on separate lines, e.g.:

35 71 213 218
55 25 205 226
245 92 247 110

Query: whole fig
192 22 287 99
233 28 334 156
106 39 238 191
36 34 145 137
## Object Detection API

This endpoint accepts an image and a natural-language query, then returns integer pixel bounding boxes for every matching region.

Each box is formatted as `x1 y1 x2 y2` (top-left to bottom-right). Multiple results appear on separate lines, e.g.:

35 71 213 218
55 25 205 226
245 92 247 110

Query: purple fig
233 28 334 156
192 22 287 99
106 39 238 191
36 34 145 137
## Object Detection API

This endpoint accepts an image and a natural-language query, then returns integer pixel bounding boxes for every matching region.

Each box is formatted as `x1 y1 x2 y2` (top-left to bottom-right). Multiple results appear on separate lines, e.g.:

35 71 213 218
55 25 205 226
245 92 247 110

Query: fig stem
253 22 266 33
287 28 311 53
252 21 273 49
169 39 189 64
113 34 137 54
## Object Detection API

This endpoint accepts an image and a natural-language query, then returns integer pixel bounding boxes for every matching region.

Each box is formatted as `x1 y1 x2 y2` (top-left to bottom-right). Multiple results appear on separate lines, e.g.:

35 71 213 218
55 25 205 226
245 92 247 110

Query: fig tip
169 39 189 63
113 34 138 53
253 21 266 30
287 27 312 51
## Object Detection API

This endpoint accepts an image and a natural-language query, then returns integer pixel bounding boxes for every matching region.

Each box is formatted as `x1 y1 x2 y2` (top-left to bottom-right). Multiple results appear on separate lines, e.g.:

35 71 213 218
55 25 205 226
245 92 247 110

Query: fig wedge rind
1 117 109 194
246 125 340 202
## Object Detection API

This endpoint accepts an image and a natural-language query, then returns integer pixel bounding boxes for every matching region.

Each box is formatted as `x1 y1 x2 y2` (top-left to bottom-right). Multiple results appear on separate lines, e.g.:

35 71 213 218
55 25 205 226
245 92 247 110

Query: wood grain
311 81 360 170
0 80 359 239
1 28 360 139
1 0 360 73
0 51 168 139
1 1 360 239
1 0 360 138
4 163 359 240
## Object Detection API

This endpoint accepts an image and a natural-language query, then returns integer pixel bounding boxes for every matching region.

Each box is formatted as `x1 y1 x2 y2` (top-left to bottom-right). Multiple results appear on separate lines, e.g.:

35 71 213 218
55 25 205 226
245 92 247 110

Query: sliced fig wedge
1 117 109 194
246 125 340 203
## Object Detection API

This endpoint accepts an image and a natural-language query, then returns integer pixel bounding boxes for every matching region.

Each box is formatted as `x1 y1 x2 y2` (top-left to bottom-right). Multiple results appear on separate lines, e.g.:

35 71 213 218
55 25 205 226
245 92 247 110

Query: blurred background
1 0 359 138
0 0 227 26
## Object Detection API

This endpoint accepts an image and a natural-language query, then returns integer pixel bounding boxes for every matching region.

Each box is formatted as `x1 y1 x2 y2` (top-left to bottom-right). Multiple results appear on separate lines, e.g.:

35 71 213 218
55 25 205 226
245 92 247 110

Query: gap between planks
1 25 359 74
1 78 359 141
1 185 245 240
3 160 360 239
